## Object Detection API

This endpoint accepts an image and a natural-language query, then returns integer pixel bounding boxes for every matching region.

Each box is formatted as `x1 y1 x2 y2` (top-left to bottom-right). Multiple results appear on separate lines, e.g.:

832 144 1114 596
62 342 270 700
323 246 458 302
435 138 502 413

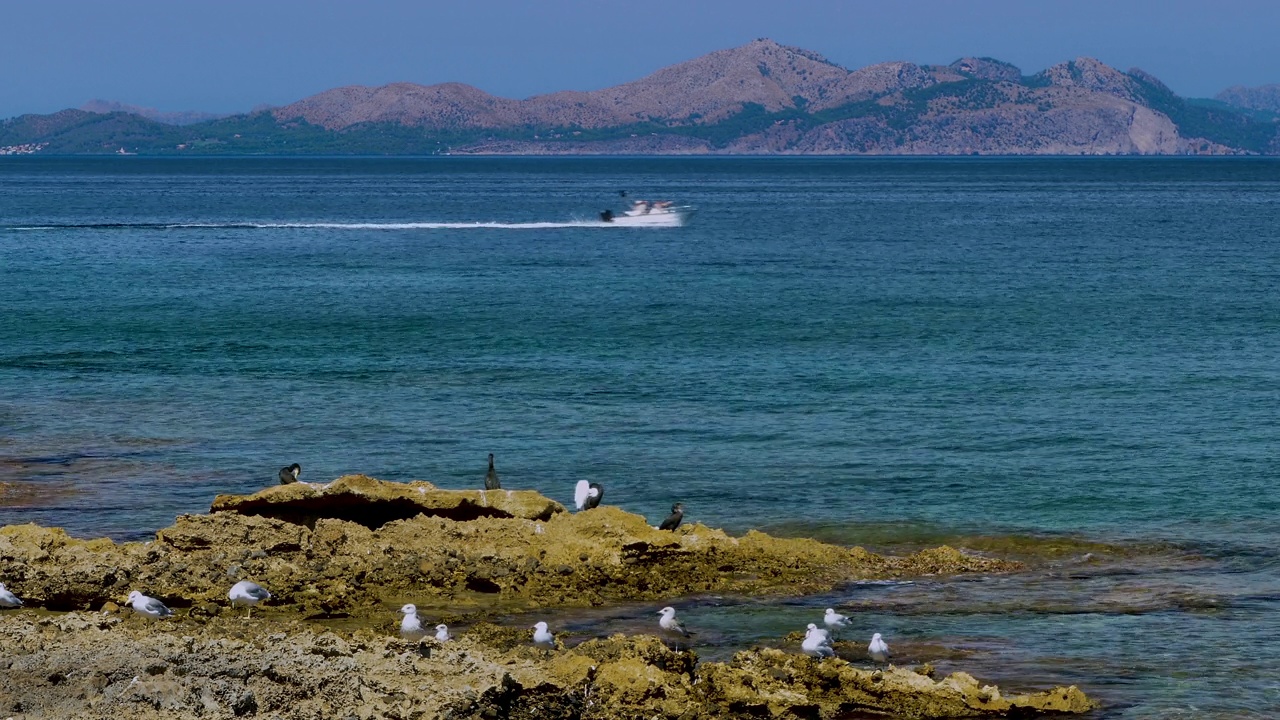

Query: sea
1 156 1278 718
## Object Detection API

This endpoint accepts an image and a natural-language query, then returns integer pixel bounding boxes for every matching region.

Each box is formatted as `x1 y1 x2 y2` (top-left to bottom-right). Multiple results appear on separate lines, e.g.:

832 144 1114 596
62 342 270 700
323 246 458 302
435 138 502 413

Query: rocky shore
0 476 1095 719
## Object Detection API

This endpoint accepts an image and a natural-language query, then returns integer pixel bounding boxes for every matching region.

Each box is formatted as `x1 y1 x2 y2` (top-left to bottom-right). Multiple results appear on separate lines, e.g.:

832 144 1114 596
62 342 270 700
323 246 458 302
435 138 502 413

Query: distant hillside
4 39 1280 155
1215 84 1280 113
81 100 228 126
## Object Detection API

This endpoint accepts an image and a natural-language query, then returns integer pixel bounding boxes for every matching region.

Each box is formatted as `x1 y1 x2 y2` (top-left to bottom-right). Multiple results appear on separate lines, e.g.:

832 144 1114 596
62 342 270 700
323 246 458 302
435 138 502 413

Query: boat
600 200 695 227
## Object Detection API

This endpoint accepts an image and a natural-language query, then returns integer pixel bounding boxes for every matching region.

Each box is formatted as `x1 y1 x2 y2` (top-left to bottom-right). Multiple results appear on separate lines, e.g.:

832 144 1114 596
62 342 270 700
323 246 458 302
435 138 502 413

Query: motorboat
600 200 695 227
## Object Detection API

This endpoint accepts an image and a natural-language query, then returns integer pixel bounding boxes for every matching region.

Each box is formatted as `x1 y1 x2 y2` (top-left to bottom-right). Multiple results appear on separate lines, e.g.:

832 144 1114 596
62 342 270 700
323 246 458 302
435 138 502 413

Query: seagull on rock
658 606 691 638
0 582 22 609
532 621 555 652
802 624 835 659
485 453 501 490
126 591 173 620
228 580 271 618
868 632 891 664
435 623 451 642
399 604 427 640
574 480 604 511
658 503 684 531
278 463 300 484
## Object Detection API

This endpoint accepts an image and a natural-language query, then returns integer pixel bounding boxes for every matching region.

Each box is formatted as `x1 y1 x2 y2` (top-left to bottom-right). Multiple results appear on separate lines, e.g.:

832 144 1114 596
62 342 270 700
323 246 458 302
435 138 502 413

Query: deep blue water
2 156 1279 717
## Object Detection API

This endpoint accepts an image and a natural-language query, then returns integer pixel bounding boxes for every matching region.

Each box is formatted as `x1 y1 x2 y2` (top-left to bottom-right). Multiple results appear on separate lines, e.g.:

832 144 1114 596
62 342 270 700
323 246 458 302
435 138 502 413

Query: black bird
278 463 301 485
658 502 684 531
585 482 604 510
485 453 501 490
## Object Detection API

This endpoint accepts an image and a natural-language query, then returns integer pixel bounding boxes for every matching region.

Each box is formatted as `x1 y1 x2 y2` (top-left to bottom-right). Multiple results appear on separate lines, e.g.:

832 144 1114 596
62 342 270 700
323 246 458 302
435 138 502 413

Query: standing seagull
823 608 851 637
573 480 604 511
434 623 451 642
532 621 555 652
484 453 501 490
802 624 835 659
399 604 427 640
228 580 271 618
126 591 173 620
658 503 684 531
0 582 22 609
657 606 692 648
868 632 891 664
279 463 301 485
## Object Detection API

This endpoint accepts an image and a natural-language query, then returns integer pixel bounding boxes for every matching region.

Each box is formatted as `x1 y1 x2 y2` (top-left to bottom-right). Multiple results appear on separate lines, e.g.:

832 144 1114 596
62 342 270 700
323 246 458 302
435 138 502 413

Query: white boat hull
602 206 695 227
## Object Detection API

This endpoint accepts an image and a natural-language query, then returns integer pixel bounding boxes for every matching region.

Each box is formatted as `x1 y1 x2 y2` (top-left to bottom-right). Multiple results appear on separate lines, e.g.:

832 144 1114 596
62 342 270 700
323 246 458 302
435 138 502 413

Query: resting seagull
824 607 851 637
802 624 836 659
228 580 271 618
658 503 684 531
399 604 427 640
574 480 604 511
532 621 555 652
435 623 451 642
868 632 891 664
279 463 301 485
126 591 173 620
0 582 22 609
485 453 501 490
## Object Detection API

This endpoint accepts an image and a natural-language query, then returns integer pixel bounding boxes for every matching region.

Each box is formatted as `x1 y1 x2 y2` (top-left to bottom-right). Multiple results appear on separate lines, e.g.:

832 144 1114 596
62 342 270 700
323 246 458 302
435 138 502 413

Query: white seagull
0 582 23 609
126 591 173 620
573 480 604 511
657 606 691 638
228 580 271 618
532 621 555 651
399 604 427 640
868 632 891 664
802 624 835 659
434 623 451 642
823 607 851 635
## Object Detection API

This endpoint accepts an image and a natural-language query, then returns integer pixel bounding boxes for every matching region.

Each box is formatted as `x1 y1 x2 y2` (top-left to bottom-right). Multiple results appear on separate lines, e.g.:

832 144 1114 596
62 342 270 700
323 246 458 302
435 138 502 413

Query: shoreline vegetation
0 475 1094 718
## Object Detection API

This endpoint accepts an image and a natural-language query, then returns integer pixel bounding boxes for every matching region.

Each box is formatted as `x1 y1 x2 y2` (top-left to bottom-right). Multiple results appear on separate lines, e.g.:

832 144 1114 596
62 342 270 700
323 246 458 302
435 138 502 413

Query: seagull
435 623 451 642
868 632 891 664
657 606 691 638
0 582 22 609
400 604 427 640
574 480 604 511
658 503 684 531
532 621 555 651
485 453 501 490
228 580 271 618
802 624 835 659
126 591 173 620
278 463 300 484
823 607 851 636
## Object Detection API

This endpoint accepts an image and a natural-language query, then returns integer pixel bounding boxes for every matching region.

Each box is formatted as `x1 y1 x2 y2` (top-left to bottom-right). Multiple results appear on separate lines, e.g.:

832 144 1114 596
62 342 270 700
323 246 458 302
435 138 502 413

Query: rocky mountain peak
1035 57 1140 101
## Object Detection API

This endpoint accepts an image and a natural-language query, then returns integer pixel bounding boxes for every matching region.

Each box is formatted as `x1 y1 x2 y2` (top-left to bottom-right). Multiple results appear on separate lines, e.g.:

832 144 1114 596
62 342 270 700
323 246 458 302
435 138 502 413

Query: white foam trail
231 221 615 229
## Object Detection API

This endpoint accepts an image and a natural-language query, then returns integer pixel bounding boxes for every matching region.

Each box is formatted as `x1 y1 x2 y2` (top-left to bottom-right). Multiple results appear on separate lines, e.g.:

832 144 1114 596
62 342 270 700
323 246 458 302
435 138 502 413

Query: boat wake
4 220 650 231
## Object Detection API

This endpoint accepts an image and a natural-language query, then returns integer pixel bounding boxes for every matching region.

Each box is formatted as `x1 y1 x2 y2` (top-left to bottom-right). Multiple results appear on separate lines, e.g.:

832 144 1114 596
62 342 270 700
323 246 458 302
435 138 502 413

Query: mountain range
3 39 1278 155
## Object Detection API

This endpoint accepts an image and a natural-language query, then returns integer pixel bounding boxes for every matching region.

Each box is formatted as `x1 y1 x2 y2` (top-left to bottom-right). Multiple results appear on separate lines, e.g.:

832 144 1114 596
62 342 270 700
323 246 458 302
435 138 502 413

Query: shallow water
3 156 1280 716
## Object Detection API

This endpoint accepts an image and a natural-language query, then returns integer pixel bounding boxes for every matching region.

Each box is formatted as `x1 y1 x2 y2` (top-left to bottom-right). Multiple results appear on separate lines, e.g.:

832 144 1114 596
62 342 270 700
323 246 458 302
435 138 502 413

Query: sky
4 0 1279 119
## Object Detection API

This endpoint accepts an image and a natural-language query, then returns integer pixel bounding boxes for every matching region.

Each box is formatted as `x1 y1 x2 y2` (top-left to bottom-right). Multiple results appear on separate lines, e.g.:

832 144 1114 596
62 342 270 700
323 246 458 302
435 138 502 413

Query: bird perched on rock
574 480 604 511
823 607 851 637
228 580 271 618
802 624 835 659
0 582 22 609
435 623 451 642
868 632 891 664
657 606 692 648
484 453 501 490
278 463 300 484
126 591 173 620
658 503 684 531
400 604 427 640
532 621 555 651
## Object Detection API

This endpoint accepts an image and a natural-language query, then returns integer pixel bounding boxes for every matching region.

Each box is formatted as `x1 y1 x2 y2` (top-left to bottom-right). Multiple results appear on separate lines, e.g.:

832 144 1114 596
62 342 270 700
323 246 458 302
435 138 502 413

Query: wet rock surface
0 477 1091 718
0 613 1092 719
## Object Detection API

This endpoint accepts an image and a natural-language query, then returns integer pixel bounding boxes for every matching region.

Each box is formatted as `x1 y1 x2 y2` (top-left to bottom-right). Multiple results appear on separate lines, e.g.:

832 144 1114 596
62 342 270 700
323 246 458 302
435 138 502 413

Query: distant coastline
2 40 1278 156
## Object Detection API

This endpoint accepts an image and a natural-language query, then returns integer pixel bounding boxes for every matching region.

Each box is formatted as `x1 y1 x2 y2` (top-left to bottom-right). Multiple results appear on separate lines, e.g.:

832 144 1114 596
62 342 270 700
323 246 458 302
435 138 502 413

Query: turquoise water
2 157 1279 716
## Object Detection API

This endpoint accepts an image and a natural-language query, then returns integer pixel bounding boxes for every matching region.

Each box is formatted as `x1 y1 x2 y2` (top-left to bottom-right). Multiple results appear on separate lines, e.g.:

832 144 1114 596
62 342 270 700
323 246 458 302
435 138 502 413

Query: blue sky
4 0 1278 118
